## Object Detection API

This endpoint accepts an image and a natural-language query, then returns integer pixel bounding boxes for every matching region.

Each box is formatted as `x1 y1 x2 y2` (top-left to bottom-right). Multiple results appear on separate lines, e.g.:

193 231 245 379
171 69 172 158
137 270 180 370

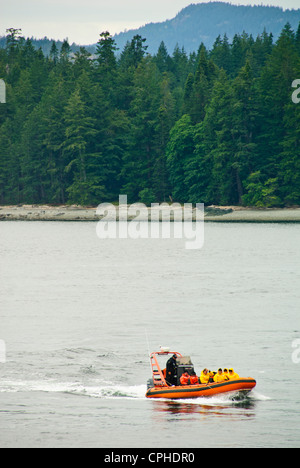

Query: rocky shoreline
0 204 300 223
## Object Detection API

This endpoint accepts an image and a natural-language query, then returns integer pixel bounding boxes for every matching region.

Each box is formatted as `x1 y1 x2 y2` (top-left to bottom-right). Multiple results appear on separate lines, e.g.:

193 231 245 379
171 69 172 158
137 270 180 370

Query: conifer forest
0 25 300 207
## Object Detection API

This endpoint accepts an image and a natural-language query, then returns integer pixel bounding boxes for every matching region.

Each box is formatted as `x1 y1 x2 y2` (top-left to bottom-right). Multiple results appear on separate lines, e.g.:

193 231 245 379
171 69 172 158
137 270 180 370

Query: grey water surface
0 221 299 448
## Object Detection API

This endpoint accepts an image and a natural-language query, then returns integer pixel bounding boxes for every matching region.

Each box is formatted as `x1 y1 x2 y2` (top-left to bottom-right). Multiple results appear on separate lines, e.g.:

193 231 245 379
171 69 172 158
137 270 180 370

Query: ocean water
0 221 299 448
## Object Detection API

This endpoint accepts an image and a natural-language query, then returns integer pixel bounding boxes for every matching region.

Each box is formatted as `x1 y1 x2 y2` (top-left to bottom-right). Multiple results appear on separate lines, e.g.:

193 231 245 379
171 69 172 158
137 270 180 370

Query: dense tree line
0 24 299 207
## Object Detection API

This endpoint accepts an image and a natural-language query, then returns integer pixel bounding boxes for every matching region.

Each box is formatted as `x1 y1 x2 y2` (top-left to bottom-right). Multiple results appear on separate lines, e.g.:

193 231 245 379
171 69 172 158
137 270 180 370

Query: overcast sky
1 0 300 45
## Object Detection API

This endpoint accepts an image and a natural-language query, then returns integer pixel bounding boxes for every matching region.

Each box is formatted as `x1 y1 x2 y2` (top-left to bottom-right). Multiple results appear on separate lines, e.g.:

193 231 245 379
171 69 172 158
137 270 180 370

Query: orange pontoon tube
146 349 256 400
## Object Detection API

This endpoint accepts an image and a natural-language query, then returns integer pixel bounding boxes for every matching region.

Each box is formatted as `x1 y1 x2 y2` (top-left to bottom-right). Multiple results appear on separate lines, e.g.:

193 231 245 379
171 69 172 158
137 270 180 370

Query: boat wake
149 389 271 407
0 380 270 405
65 383 147 400
0 379 147 400
250 390 271 401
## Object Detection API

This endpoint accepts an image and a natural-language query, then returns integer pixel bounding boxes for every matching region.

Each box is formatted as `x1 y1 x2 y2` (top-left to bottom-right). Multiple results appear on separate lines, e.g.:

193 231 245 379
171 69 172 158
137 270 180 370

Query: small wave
0 380 76 394
174 394 244 406
158 390 265 407
65 347 96 354
69 384 147 400
250 390 271 401
80 365 98 375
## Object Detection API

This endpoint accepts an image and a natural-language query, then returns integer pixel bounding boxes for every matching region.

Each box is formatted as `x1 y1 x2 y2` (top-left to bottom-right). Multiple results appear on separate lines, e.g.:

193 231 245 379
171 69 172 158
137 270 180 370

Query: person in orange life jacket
190 371 199 385
214 368 228 383
180 371 190 385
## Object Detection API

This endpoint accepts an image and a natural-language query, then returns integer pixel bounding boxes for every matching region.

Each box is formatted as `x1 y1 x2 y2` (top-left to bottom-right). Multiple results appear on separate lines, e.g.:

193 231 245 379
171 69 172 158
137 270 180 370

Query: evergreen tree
49 41 59 64
5 28 23 55
201 69 240 204
20 102 49 203
184 46 218 124
296 22 300 55
153 72 176 201
166 114 195 201
94 32 118 104
154 42 172 73
183 73 194 116
190 46 210 123
255 23 299 191
119 35 148 69
60 39 71 63
117 35 148 111
278 87 300 205
95 32 118 70
232 60 259 204
121 57 161 202
210 34 232 74
172 45 190 87
62 88 104 205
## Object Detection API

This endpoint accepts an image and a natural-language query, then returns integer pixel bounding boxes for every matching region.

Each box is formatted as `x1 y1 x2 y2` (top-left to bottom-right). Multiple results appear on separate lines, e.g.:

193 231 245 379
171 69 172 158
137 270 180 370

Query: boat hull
146 378 256 400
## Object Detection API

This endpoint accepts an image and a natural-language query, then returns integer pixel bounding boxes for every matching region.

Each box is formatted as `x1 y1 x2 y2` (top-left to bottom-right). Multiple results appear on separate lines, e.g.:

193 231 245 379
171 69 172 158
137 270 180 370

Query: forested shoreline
0 25 300 207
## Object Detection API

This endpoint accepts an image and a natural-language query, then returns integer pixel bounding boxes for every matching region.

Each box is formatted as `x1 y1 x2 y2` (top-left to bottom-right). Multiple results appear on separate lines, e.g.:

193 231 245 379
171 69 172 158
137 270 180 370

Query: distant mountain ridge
0 36 94 57
113 2 300 54
1 2 300 56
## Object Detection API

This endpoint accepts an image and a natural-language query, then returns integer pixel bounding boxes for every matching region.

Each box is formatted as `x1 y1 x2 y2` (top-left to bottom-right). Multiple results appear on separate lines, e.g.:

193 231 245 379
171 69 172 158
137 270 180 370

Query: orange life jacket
180 373 190 385
190 375 199 385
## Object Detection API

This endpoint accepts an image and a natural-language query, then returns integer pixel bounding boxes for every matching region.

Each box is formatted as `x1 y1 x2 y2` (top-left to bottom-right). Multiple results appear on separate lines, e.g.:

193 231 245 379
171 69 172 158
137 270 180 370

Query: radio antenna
145 329 152 373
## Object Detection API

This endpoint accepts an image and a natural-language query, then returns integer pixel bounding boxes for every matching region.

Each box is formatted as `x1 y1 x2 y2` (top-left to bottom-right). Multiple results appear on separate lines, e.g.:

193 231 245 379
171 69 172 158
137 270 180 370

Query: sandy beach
0 204 300 222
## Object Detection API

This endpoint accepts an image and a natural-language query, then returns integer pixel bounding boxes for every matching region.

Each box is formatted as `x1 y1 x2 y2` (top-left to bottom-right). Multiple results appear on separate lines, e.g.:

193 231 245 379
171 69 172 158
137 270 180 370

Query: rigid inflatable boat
146 349 256 400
